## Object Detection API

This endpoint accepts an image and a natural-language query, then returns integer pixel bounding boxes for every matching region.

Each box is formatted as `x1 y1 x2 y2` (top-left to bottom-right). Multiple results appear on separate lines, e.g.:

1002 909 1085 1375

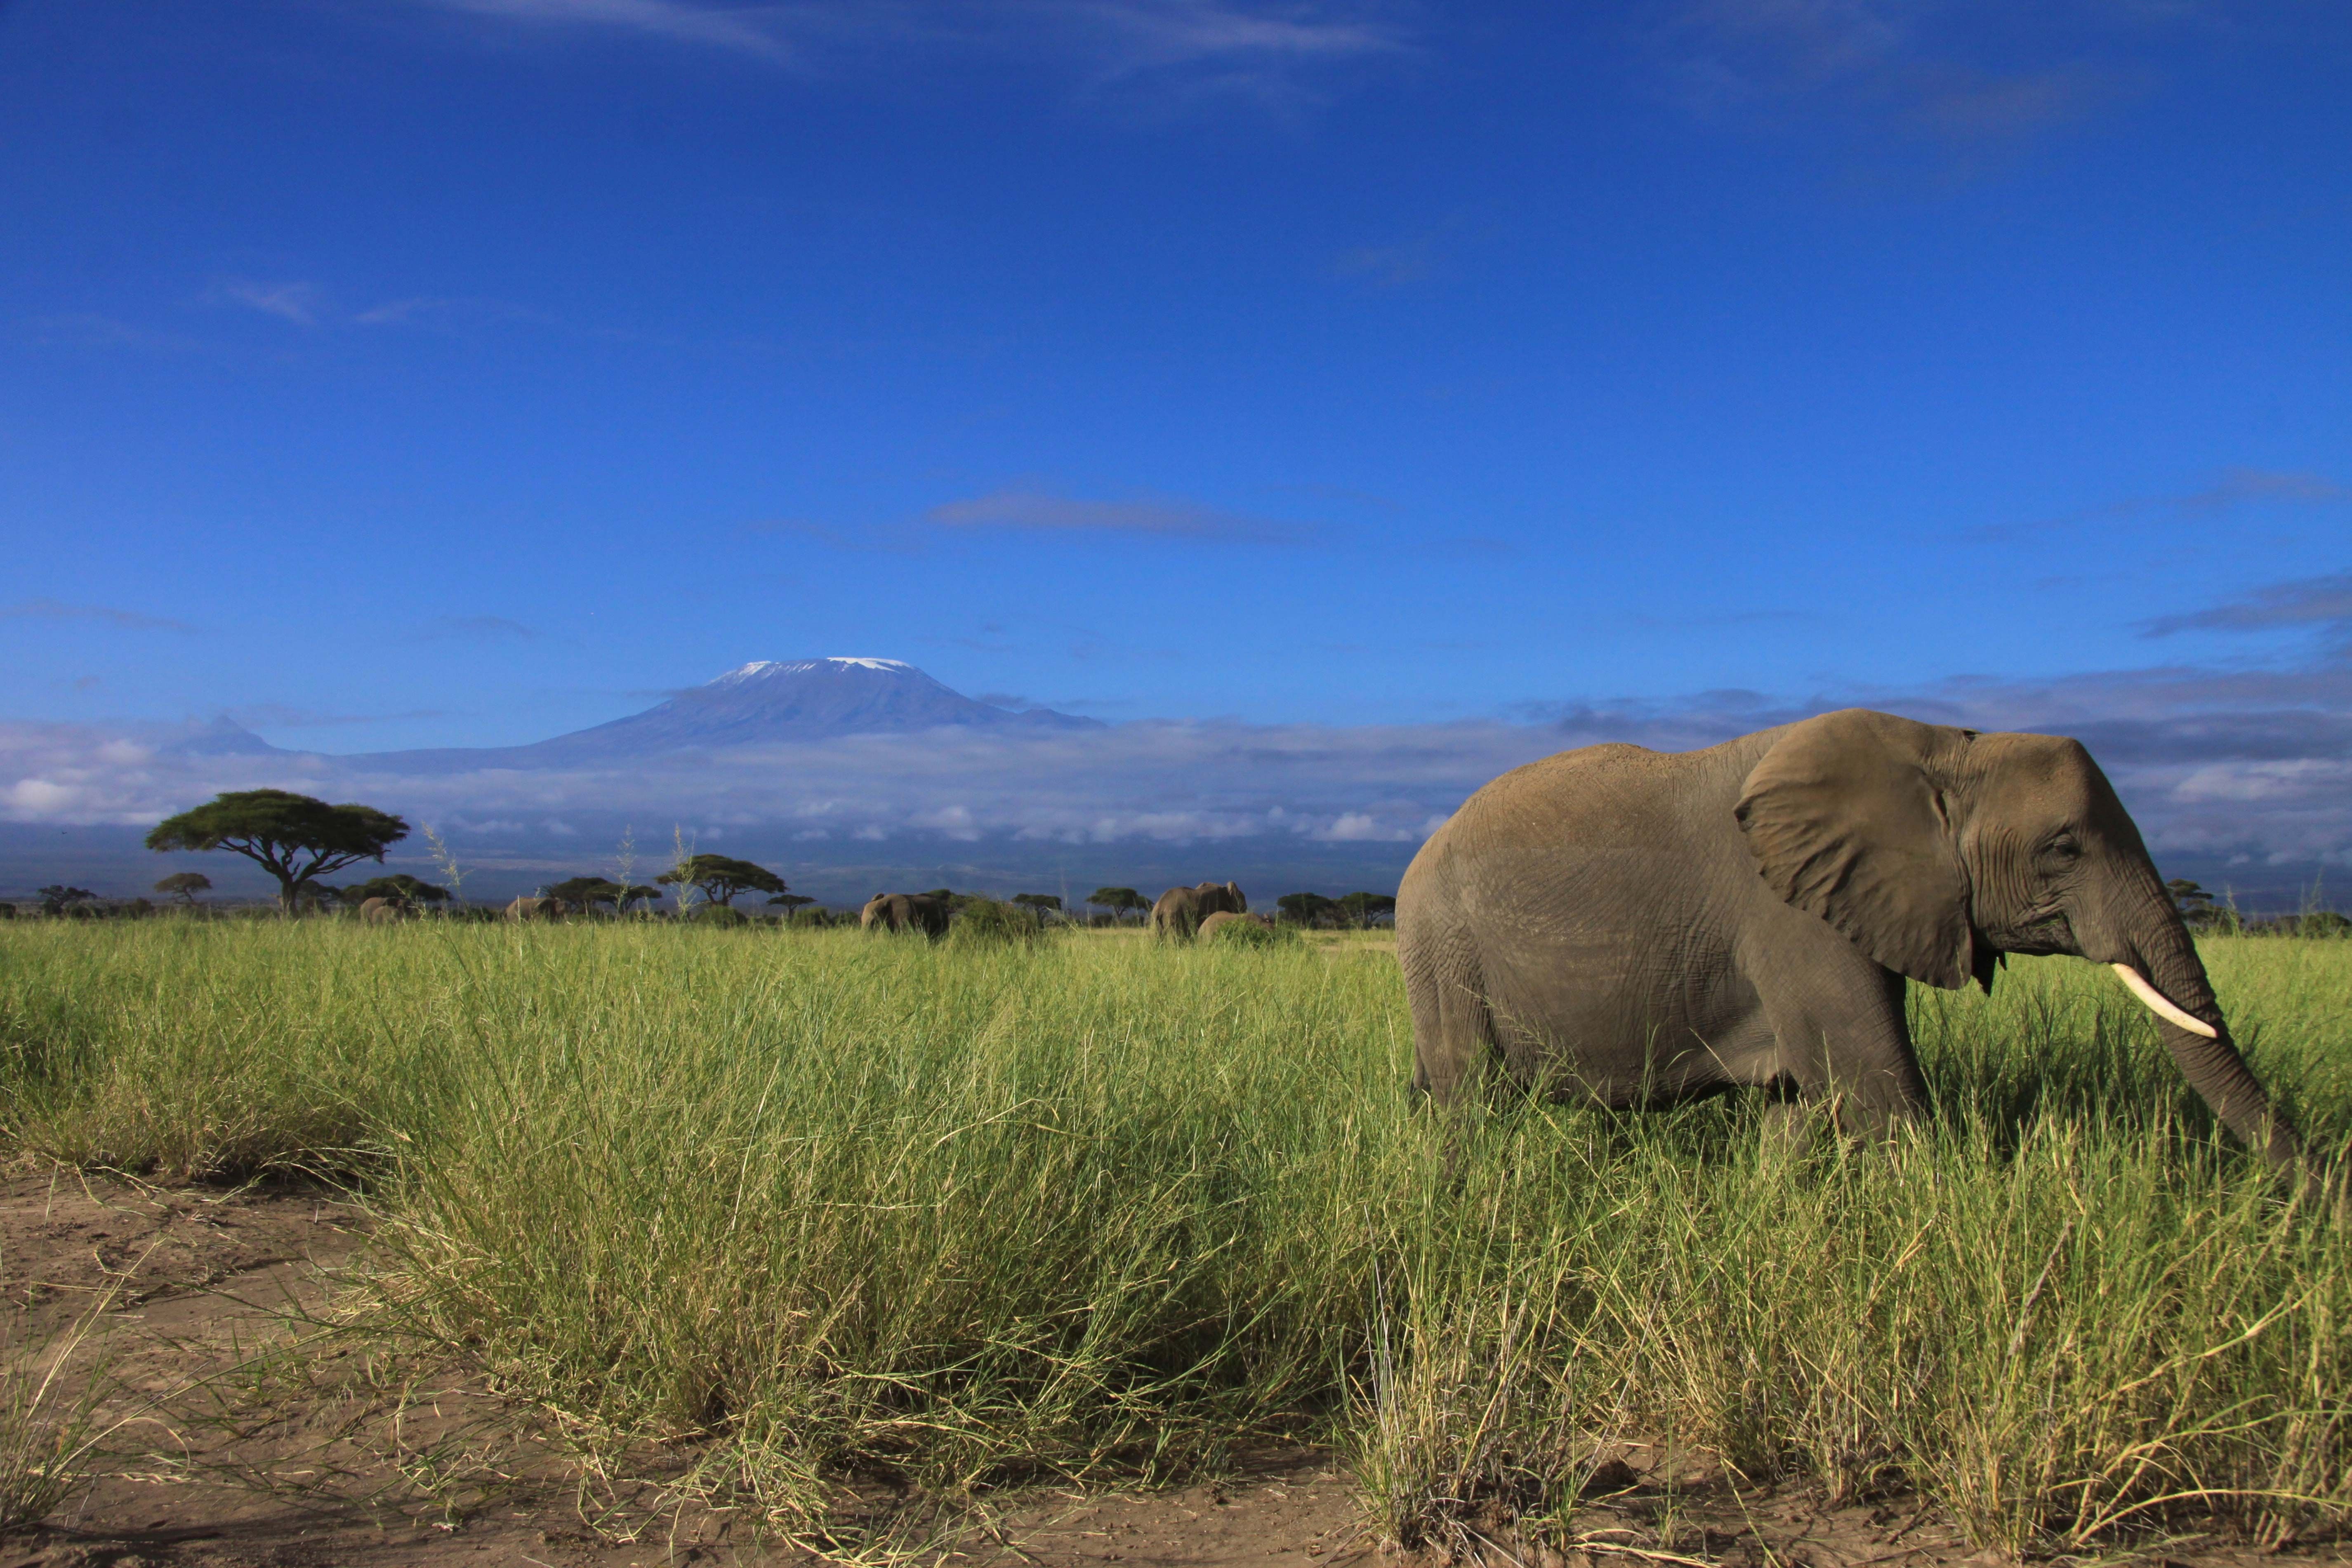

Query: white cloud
926 487 1311 544
426 0 793 57
410 0 1407 99
213 280 324 326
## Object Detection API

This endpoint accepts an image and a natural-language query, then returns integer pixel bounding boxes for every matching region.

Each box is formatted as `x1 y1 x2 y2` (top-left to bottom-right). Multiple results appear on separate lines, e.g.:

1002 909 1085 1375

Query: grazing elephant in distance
1198 911 1275 941
505 896 570 922
1399 708 2307 1174
358 896 409 925
861 892 952 939
1151 881 1247 941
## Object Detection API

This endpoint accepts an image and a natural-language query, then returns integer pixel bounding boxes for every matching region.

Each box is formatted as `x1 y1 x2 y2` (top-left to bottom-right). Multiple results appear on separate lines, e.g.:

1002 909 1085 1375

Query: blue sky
3 0 2349 898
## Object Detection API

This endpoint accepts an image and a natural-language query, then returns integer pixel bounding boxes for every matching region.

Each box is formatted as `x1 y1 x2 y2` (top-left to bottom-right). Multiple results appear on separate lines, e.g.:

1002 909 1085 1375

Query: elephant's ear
1733 709 1977 991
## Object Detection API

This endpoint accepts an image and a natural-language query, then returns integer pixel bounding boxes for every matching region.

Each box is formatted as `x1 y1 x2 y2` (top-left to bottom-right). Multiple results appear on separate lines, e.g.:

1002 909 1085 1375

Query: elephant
358 896 410 925
1398 708 2304 1173
1151 881 1247 940
861 892 952 939
504 896 570 922
1199 911 1276 941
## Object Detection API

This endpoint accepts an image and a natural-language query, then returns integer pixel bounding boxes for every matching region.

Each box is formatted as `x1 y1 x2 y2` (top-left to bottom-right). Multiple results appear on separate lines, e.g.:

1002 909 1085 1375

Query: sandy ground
0 1174 2341 1568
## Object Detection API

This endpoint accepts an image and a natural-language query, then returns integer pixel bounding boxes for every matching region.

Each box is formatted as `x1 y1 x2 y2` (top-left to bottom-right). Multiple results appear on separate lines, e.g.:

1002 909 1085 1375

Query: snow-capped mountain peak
713 657 913 685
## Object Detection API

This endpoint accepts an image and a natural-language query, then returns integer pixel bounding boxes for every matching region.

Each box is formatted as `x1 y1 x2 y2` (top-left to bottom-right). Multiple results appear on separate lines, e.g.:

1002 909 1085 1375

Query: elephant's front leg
1747 931 1928 1138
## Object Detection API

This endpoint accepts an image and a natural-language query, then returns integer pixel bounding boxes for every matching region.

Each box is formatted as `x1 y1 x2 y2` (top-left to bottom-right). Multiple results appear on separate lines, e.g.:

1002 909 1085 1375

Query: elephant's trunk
2121 883 2301 1172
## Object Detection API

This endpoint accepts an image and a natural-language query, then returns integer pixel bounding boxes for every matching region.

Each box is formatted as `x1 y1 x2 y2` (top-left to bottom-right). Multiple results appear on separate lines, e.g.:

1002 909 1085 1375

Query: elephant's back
1405 732 1780 920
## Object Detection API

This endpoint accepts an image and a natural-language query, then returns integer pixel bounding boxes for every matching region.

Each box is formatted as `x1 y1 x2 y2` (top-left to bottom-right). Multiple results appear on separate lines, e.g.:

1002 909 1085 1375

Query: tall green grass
0 921 2344 1549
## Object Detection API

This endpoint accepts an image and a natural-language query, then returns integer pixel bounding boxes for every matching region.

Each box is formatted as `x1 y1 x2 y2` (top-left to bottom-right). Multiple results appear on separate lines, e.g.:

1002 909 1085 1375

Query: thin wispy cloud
426 0 795 59
1657 0 2153 148
1336 233 1440 287
225 704 451 730
1975 468 2349 541
212 279 324 325
424 614 542 641
28 314 210 353
2140 571 2352 646
1 598 197 633
412 0 1408 99
927 487 1314 544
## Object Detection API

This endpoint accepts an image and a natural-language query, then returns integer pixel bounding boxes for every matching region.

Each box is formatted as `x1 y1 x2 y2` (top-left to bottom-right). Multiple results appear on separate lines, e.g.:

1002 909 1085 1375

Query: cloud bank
9 570 2346 901
6 657 2346 895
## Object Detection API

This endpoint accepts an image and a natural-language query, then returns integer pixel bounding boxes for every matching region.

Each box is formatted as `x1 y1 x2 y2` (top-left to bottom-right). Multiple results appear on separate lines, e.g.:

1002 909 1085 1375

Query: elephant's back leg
1399 904 1494 1102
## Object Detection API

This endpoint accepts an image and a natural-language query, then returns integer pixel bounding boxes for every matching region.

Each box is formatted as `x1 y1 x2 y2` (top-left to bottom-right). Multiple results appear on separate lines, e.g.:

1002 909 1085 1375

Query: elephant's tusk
2111 964 2220 1038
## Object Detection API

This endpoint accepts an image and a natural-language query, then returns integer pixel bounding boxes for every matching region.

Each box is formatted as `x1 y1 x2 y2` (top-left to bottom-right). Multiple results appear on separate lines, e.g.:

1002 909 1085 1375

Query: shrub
948 898 1044 946
1208 916 1298 947
688 904 750 928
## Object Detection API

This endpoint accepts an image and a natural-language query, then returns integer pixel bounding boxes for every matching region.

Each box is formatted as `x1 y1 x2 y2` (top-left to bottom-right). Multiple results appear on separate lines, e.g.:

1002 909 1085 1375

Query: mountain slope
344 658 1102 772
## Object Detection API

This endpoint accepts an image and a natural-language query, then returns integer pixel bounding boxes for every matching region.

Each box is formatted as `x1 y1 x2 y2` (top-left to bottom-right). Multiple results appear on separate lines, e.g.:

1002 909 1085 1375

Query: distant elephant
1199 911 1276 941
504 896 570 922
358 896 409 925
1398 709 2304 1172
1151 881 1247 940
861 892 952 939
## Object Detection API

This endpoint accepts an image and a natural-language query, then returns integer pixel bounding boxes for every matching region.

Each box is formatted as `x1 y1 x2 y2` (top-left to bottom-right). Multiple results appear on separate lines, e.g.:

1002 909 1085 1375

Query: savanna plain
0 919 2347 1566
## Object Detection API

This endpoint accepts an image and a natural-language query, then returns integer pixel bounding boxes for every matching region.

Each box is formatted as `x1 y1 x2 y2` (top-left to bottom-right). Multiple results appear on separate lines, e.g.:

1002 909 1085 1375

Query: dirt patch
0 1175 2340 1568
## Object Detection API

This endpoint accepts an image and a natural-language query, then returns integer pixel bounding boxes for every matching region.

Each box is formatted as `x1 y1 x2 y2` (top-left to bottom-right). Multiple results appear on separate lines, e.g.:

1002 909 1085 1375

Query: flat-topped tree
548 876 626 912
1336 892 1397 928
37 886 96 917
1088 887 1149 923
656 854 786 908
153 872 212 906
1276 892 1339 927
146 789 410 914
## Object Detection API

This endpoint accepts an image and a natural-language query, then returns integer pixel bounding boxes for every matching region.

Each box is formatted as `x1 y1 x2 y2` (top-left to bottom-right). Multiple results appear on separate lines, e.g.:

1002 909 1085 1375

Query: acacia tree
548 876 626 912
1336 892 1398 928
655 854 787 908
1088 887 1149 924
153 872 212 906
37 885 96 917
1012 893 1063 921
1276 892 1339 927
145 789 409 914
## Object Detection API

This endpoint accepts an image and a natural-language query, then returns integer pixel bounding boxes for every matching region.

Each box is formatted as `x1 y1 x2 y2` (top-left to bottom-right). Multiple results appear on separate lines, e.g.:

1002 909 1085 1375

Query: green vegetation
947 896 1046 945
144 789 409 913
152 871 212 906
547 876 662 912
0 922 2344 1551
1088 887 1150 923
656 853 787 907
1205 913 1299 947
33 887 94 918
342 873 451 907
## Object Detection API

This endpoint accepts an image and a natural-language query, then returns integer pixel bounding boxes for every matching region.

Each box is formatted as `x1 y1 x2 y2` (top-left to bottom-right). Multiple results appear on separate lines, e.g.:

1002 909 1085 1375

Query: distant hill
337 658 1104 773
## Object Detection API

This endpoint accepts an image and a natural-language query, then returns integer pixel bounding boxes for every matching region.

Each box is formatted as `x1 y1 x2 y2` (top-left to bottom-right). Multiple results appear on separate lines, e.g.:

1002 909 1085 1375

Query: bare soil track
0 1175 2339 1568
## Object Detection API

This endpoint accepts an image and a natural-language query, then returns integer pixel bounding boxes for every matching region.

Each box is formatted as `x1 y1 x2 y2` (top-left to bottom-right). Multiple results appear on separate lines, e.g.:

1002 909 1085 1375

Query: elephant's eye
2042 835 2082 866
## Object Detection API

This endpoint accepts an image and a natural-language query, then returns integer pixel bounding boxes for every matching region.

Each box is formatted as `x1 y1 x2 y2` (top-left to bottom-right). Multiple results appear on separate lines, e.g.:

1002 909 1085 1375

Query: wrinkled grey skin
1398 709 2302 1172
504 896 570 922
358 896 409 925
861 892 951 939
1151 881 1247 940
